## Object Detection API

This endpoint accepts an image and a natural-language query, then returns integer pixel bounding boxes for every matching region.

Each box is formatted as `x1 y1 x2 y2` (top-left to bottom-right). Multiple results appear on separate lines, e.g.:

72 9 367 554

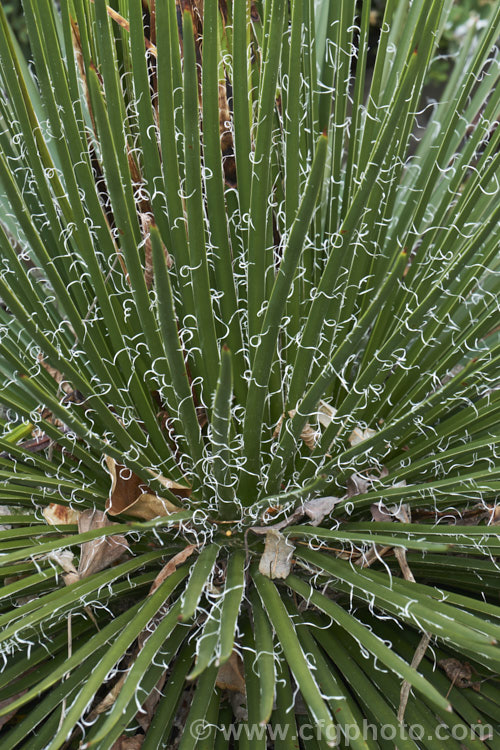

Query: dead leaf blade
105 456 188 520
149 545 197 595
77 509 129 578
258 529 294 579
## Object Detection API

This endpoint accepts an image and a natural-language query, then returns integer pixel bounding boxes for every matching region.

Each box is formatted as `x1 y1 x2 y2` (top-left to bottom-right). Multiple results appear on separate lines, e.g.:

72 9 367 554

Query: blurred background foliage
434 0 496 81
5 0 496 81
371 0 497 83
2 0 29 58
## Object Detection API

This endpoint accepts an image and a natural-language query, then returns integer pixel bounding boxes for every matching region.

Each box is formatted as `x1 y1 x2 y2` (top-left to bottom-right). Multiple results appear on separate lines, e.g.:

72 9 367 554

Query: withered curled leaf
105 456 189 520
49 549 79 586
216 651 246 693
273 410 319 450
88 670 129 721
348 426 377 447
370 499 410 524
78 509 129 578
149 545 197 596
438 658 480 691
258 528 295 579
43 503 81 526
256 495 343 532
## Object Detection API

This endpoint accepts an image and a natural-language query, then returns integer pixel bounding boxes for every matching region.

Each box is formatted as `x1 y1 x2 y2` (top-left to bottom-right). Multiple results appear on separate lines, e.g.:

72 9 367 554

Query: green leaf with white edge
180 544 221 622
253 569 337 745
249 586 276 726
218 549 245 664
46 567 188 750
87 604 184 746
0 0 498 743
286 573 452 716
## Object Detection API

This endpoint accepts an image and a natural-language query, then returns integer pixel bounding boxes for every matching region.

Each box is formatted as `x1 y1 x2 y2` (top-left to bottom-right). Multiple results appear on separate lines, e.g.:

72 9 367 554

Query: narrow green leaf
252 570 336 745
181 543 221 621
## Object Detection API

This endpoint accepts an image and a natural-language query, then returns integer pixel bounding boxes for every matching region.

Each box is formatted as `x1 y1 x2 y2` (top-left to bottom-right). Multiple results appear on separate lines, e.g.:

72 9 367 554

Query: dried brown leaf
140 214 173 290
258 529 294 579
272 414 284 440
414 504 493 525
0 690 28 729
105 456 188 520
279 401 378 452
370 500 410 524
229 690 247 721
490 505 500 524
398 632 431 722
317 399 338 428
87 645 166 728
346 466 389 499
0 505 11 532
47 550 79 586
300 424 319 451
47 542 97 625
17 430 51 454
273 410 319 450
78 509 129 578
37 354 73 394
353 545 393 568
220 81 236 186
256 495 343 533
110 736 144 750
137 672 167 732
70 17 96 133
88 670 129 721
43 503 80 526
216 652 246 693
357 498 411 568
438 658 480 691
89 2 157 57
149 545 197 595
301 496 344 526
88 661 166 732
348 427 377 447
395 547 415 583
370 504 393 522
346 474 372 498
112 491 182 520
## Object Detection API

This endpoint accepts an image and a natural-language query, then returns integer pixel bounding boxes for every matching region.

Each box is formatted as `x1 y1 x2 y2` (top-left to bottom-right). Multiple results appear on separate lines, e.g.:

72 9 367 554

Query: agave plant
0 0 499 747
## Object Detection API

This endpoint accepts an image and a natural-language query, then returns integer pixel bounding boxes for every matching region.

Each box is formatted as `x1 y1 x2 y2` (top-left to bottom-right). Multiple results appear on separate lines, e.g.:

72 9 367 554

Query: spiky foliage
0 0 499 747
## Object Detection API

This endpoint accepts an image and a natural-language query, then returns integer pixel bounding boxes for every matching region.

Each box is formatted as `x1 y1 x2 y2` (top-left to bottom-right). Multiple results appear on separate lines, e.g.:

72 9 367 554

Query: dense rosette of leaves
0 0 499 747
